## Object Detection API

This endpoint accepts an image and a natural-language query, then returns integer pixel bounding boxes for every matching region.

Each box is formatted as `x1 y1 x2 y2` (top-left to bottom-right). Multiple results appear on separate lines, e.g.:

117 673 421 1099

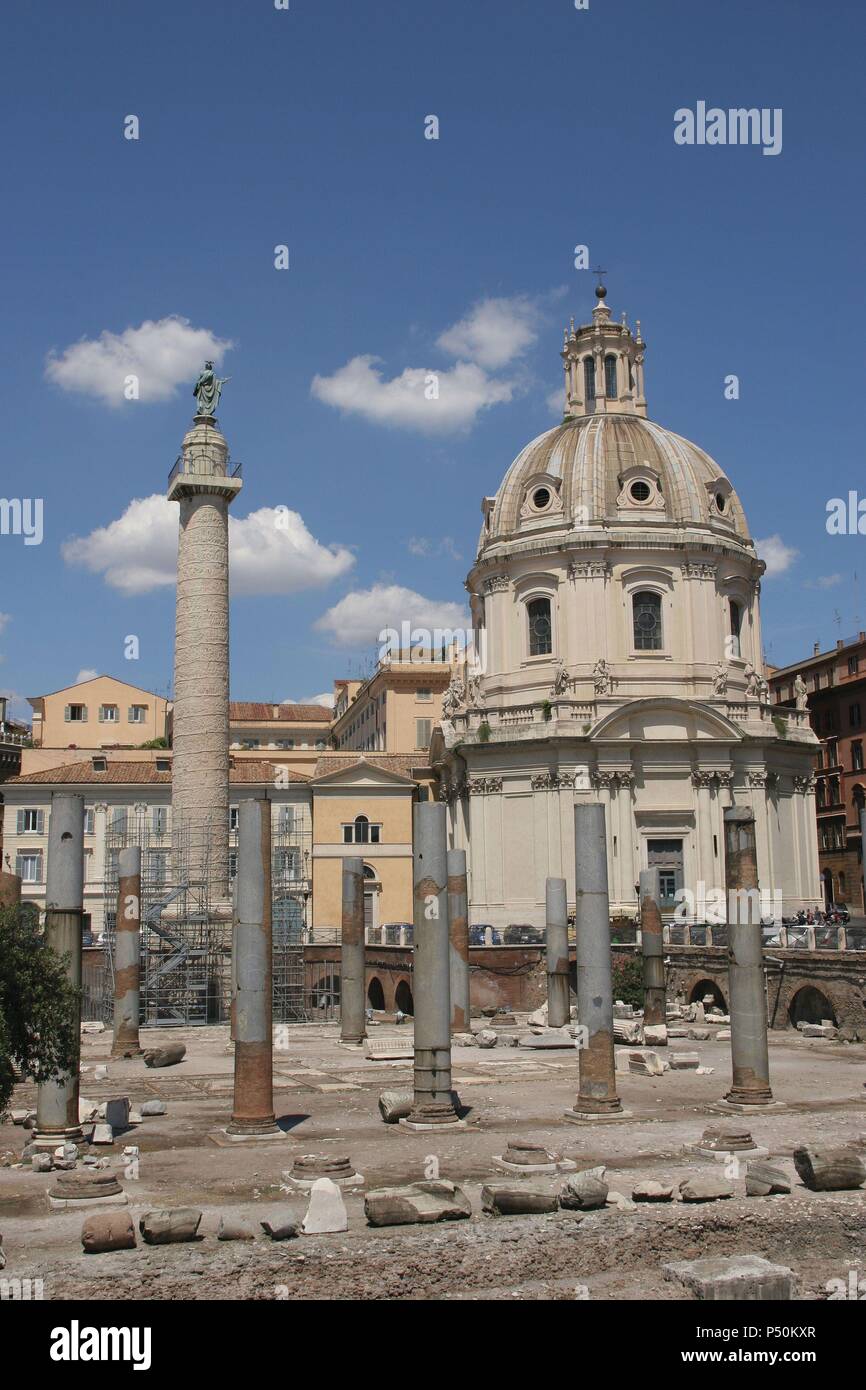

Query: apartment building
3 754 312 937
28 676 168 750
770 631 866 911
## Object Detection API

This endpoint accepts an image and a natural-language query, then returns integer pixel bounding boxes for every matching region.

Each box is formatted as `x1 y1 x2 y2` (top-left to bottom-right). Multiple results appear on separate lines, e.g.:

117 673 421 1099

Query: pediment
312 758 417 790
589 698 743 743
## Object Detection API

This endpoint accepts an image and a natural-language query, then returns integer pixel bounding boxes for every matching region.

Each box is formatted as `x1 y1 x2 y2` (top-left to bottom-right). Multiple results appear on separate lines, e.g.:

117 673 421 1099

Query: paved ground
1 1021 865 1300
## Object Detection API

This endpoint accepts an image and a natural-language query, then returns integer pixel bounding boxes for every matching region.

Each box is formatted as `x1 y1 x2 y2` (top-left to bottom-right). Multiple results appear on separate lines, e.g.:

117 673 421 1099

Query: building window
633 591 663 651
417 688 432 702
604 354 618 399
129 705 147 724
148 851 168 886
65 703 87 723
853 741 863 772
99 705 119 723
850 703 861 728
229 806 239 831
729 600 742 659
415 718 432 750
527 596 553 657
155 756 171 773
629 480 651 503
342 815 381 845
84 807 95 835
848 655 859 676
276 739 295 749
816 780 826 808
228 851 238 881
315 739 327 750
152 807 168 836
18 808 44 834
16 852 43 883
827 738 839 765
584 357 596 402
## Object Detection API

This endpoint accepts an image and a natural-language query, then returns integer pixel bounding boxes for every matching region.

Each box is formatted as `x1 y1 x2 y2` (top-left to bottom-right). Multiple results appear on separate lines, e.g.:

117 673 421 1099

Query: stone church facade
432 286 820 926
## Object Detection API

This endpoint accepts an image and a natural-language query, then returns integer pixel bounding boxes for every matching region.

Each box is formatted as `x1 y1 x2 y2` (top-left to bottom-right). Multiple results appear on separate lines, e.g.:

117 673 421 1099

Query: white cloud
45 316 232 408
756 534 798 577
0 613 10 636
436 295 539 370
62 495 354 596
0 689 30 723
282 692 335 710
311 355 515 434
314 584 469 649
407 535 463 561
816 573 843 589
546 384 566 415
75 669 99 684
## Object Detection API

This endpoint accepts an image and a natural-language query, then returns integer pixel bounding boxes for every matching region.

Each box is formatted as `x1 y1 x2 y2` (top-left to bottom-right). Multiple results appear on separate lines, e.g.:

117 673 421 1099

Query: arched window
633 591 663 651
584 357 596 403
604 354 618 399
363 863 376 880
729 600 742 659
527 596 553 656
342 815 381 845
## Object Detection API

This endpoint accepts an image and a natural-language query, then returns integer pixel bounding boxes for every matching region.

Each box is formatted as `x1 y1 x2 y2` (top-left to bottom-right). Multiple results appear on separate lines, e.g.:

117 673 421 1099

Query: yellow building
227 702 332 777
28 676 168 750
310 754 422 940
331 653 452 759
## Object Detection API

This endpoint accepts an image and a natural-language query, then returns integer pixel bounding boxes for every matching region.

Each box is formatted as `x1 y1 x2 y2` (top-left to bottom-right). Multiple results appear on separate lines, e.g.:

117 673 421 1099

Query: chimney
813 642 821 655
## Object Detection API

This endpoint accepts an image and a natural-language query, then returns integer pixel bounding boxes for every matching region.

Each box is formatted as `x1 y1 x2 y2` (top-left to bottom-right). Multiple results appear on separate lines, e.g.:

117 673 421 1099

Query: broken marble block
91 1124 114 1145
745 1162 791 1196
632 1180 675 1202
138 1100 167 1117
452 1032 475 1047
669 1052 701 1070
678 1174 733 1202
143 1043 186 1068
260 1213 299 1241
663 1254 795 1301
31 1152 53 1173
365 1180 471 1227
612 1018 643 1044
301 1177 348 1234
481 1184 559 1216
81 1210 136 1253
139 1208 201 1245
559 1169 608 1210
377 1089 413 1124
217 1216 257 1241
617 1048 666 1076
643 1024 668 1047
103 1097 130 1130
792 1147 866 1192
475 1029 498 1049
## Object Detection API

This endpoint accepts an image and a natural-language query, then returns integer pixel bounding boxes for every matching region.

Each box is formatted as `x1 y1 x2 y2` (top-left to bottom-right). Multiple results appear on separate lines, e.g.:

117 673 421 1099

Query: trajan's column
168 362 241 896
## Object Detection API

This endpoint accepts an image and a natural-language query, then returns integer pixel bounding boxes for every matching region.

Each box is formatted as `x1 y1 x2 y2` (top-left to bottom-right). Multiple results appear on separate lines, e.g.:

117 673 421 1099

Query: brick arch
688 976 728 1012
367 975 385 1011
786 983 839 1029
395 978 414 1015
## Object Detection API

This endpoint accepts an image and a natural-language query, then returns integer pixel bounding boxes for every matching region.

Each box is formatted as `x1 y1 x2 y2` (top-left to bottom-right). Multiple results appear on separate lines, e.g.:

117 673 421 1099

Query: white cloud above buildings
62 495 354 597
45 317 232 407
756 534 799 577
436 295 539 370
75 669 99 684
314 583 469 649
282 692 335 709
311 355 515 433
0 613 9 636
311 293 549 434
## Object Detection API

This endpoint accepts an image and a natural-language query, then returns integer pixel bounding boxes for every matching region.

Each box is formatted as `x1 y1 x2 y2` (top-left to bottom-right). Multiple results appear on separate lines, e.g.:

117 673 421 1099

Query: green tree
611 953 644 1011
0 905 81 1115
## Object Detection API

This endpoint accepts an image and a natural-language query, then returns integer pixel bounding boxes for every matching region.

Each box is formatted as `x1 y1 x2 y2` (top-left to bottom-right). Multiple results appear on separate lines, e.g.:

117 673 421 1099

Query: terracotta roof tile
7 759 309 786
229 702 331 722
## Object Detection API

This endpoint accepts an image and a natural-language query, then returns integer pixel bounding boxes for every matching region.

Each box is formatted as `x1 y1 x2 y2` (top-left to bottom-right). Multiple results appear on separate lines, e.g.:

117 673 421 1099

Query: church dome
482 412 752 550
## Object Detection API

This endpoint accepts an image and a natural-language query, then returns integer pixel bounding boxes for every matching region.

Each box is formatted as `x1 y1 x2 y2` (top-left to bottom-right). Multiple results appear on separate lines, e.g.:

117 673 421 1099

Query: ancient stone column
0 870 21 907
447 849 470 1034
169 413 242 896
639 867 666 1041
545 876 570 1028
340 856 366 1045
33 793 85 1146
228 796 278 1135
111 846 142 1058
406 802 460 1126
565 803 623 1120
723 806 773 1106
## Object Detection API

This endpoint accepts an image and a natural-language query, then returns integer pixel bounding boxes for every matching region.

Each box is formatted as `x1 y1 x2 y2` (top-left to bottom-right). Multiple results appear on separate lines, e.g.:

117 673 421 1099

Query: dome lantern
560 284 647 419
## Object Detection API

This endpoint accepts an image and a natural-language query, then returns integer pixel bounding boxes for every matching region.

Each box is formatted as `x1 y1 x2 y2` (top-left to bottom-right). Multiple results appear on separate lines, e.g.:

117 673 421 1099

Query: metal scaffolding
98 804 311 1027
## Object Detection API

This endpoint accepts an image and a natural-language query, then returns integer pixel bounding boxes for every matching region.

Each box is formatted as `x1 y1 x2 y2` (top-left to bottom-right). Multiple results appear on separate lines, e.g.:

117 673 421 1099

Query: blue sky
2 0 865 720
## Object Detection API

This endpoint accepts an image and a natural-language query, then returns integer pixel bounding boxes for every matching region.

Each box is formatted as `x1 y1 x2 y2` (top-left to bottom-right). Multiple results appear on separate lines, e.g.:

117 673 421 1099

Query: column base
226 1116 280 1137
213 1122 285 1145
403 1100 463 1130
30 1126 85 1150
714 1095 782 1113
563 1107 633 1124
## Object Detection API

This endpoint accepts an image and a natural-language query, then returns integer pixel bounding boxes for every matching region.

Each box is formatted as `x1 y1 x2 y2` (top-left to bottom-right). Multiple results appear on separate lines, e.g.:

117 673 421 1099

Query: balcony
167 454 243 503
